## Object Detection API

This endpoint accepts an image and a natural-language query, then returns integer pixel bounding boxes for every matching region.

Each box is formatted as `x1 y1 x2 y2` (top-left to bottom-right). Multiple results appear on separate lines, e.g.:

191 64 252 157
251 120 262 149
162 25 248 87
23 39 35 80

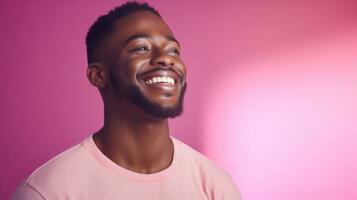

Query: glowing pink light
201 29 357 200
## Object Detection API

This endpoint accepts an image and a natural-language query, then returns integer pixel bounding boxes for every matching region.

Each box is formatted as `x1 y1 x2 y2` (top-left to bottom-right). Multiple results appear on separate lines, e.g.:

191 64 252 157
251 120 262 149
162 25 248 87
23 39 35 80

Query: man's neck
93 106 174 174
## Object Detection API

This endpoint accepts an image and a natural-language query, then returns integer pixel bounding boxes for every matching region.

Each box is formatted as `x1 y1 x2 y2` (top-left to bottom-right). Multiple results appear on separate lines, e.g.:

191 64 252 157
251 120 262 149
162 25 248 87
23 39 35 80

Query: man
11 2 241 199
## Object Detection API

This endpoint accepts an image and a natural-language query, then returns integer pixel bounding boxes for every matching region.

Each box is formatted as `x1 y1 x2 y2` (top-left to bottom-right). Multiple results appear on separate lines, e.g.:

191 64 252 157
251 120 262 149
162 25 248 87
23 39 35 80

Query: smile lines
145 76 175 85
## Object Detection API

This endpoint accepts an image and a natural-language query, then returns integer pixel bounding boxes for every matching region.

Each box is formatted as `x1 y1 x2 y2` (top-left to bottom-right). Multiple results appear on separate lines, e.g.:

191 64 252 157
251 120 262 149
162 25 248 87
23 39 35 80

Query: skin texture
86 11 187 174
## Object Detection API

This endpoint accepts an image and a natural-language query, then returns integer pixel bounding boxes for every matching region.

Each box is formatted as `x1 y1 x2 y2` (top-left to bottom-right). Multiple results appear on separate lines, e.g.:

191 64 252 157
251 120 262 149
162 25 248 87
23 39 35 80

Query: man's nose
150 50 174 67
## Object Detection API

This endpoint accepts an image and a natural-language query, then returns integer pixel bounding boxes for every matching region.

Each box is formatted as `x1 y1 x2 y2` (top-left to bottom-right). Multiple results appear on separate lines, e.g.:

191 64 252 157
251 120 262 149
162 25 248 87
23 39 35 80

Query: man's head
86 2 187 119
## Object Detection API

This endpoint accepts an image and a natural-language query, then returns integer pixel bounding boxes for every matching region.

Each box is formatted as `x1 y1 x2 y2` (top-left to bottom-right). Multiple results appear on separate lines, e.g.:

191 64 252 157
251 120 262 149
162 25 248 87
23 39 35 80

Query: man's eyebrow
123 34 180 46
124 34 150 45
166 35 180 47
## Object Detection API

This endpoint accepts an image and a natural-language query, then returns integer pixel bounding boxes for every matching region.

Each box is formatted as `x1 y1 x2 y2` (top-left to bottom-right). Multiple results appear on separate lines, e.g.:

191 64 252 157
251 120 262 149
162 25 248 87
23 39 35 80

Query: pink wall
1 0 357 199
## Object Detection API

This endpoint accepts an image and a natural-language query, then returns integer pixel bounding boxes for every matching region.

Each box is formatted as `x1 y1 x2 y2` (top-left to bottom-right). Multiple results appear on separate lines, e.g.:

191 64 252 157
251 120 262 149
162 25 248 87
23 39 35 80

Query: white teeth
145 76 175 85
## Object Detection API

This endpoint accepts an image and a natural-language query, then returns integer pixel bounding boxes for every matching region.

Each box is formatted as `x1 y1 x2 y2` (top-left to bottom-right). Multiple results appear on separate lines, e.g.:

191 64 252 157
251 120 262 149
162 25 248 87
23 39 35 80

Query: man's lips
138 69 183 85
137 69 183 93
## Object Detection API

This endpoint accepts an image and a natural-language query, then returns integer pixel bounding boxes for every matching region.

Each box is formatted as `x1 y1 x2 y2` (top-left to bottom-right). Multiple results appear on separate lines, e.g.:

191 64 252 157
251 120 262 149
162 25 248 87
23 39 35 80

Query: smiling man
11 2 240 200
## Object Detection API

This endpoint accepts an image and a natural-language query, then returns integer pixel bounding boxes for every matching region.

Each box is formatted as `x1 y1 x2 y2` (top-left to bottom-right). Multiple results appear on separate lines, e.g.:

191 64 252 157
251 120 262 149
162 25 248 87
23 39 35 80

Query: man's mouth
144 76 175 85
138 69 182 87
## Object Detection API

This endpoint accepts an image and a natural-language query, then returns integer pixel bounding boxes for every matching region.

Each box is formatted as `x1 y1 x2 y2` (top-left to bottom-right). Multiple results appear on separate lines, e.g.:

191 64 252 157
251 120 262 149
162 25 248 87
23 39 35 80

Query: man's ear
87 63 107 88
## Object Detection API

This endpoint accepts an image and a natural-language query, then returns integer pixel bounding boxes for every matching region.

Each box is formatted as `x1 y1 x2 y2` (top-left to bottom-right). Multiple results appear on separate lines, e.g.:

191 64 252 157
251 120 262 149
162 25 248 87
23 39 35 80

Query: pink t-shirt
11 135 241 200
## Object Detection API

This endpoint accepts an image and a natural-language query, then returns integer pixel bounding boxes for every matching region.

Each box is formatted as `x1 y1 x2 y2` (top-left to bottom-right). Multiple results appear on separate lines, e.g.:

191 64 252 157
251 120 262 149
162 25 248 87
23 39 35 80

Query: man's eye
132 47 149 52
168 48 180 55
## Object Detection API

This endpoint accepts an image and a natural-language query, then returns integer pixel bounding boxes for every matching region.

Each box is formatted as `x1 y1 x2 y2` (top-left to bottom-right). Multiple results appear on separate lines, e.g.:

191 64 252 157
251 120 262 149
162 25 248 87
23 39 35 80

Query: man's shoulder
175 138 225 170
23 140 90 194
173 137 236 182
173 137 241 199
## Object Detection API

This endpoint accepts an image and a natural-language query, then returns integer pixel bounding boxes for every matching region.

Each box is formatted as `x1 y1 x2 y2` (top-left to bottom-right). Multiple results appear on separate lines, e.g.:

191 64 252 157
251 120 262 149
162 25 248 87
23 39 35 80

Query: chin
141 84 187 119
110 73 187 119
132 88 186 119
133 89 186 118
144 103 183 119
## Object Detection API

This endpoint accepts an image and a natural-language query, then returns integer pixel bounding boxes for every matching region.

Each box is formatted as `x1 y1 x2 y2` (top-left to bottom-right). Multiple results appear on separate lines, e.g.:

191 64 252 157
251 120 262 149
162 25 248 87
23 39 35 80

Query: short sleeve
214 174 242 200
223 176 241 200
10 183 45 200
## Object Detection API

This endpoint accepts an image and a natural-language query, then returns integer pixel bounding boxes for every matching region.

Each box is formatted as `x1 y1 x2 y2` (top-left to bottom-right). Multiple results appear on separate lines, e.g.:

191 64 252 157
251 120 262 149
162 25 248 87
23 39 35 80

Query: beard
109 71 186 119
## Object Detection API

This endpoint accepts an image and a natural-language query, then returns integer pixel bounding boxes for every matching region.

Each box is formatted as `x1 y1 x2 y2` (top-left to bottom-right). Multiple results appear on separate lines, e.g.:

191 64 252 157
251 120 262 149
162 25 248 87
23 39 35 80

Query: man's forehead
112 11 174 40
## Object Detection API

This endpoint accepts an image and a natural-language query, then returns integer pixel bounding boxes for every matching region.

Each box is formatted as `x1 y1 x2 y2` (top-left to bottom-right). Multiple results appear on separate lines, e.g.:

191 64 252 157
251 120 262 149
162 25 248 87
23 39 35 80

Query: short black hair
85 1 161 64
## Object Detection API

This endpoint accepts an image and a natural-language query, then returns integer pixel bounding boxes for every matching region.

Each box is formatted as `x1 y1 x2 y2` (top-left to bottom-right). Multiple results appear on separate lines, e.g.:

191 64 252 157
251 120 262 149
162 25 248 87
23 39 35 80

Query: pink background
1 0 357 199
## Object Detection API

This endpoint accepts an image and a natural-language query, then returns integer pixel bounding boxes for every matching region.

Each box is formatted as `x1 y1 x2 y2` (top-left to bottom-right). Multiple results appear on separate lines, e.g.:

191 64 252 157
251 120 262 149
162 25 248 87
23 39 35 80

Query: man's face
105 11 187 118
